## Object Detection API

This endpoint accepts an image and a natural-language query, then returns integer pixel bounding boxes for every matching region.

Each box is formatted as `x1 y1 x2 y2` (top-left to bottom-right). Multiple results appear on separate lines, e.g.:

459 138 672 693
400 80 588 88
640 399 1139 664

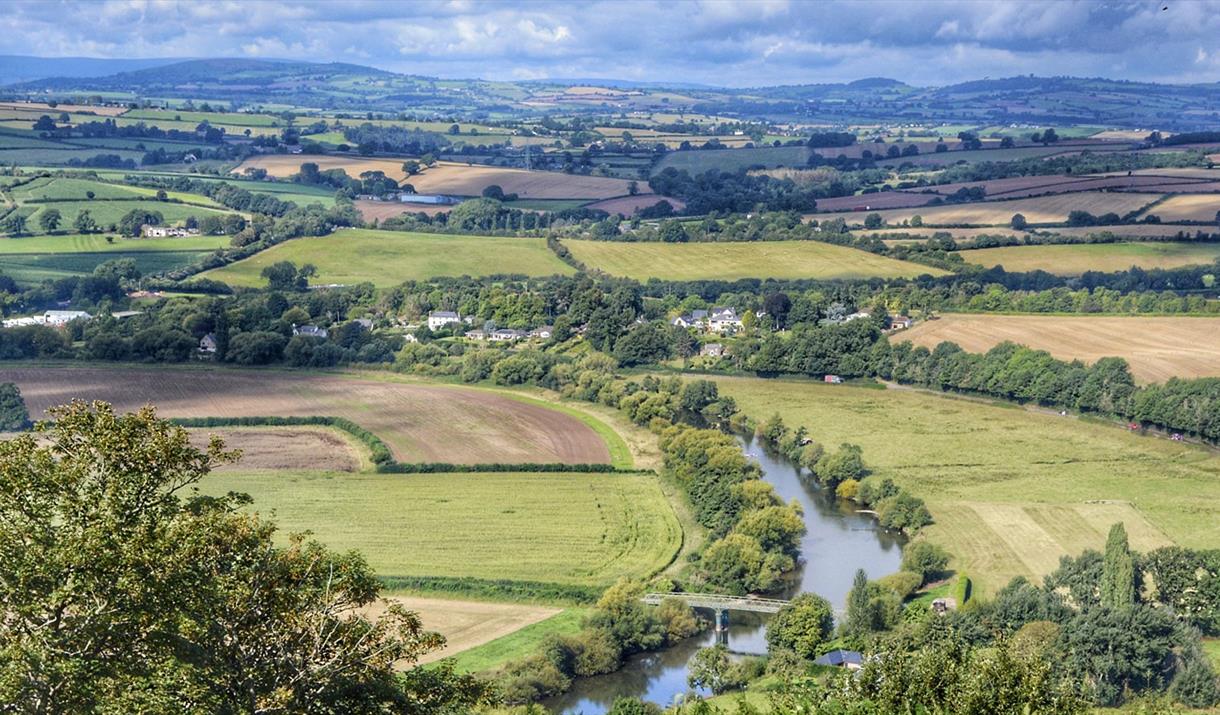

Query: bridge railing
640 591 791 613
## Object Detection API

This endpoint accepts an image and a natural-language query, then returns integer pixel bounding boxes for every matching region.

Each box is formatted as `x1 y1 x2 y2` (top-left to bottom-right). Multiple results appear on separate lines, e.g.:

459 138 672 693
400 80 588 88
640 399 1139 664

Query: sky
2 0 1220 87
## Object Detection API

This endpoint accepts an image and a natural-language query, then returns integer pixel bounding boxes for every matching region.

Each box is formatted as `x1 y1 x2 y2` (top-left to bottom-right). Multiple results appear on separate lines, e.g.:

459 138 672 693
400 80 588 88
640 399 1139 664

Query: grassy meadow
958 241 1220 274
563 239 947 281
204 228 575 287
713 375 1220 595
199 470 682 586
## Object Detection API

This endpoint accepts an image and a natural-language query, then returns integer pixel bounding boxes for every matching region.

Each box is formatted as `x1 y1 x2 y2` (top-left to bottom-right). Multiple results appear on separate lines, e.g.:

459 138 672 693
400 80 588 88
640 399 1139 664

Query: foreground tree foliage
0 401 488 714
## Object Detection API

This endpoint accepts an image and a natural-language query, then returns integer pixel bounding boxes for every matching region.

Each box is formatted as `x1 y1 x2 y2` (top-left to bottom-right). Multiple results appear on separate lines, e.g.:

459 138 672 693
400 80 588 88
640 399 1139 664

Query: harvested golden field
900 314 1220 382
809 192 1164 227
354 199 450 222
406 162 633 199
958 241 1220 275
361 596 561 665
1147 194 1220 222
563 239 947 281
236 154 408 179
234 156 633 199
3 367 611 465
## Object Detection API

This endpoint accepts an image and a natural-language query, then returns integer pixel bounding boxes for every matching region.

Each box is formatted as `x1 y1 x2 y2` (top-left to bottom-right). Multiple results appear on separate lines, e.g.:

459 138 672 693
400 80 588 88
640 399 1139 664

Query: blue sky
2 0 1219 86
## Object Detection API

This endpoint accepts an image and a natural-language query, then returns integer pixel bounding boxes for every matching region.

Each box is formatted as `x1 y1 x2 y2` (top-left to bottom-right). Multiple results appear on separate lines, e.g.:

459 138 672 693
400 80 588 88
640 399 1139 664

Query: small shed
824 374 844 384
814 649 863 670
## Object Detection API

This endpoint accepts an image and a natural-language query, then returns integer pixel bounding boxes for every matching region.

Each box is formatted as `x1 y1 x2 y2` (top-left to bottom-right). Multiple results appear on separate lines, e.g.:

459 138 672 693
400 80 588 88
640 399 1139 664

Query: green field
199 470 682 586
713 376 1220 595
0 233 229 254
120 108 283 127
0 249 217 283
959 241 1220 275
563 239 947 281
653 145 812 175
11 176 149 201
204 228 575 287
8 200 234 237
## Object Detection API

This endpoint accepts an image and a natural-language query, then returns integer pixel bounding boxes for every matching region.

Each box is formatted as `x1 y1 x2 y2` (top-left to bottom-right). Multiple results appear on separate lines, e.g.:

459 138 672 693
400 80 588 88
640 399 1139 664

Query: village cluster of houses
425 311 551 343
670 306 746 334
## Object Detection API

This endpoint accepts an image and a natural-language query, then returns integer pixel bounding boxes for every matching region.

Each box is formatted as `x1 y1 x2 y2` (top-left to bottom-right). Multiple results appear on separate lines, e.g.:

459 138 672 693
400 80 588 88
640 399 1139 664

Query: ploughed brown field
191 427 363 472
6 367 610 465
899 314 1220 383
584 194 686 214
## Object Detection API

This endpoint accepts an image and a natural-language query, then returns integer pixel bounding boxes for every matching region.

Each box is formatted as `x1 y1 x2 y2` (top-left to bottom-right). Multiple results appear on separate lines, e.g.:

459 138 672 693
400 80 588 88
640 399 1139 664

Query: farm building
701 343 726 357
490 329 526 342
141 225 201 238
824 374 844 384
530 326 553 340
400 194 462 205
4 310 93 328
889 315 913 330
292 325 328 339
427 311 462 330
814 649 863 670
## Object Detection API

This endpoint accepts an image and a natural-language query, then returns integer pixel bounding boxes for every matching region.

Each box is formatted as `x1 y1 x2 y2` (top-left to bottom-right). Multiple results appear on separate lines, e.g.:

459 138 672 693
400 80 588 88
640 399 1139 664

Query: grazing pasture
713 375 1220 594
810 192 1164 227
1039 223 1214 239
957 241 1220 275
0 232 229 282
1147 193 1220 222
653 146 811 175
562 239 946 281
199 470 682 586
899 314 1220 383
204 228 574 287
3 367 611 465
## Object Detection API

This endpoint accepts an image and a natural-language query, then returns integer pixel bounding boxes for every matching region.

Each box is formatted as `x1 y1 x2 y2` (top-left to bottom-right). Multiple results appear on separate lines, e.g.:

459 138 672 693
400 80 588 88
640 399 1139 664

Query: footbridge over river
641 592 791 636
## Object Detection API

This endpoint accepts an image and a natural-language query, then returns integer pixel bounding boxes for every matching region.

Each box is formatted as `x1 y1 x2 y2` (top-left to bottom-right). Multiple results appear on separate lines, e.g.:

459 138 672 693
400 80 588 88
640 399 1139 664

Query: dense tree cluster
648 168 820 214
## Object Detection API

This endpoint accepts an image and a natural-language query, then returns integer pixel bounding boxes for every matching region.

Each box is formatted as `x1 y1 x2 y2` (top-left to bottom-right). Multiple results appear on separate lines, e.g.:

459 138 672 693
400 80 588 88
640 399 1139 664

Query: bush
876 571 923 600
902 541 951 585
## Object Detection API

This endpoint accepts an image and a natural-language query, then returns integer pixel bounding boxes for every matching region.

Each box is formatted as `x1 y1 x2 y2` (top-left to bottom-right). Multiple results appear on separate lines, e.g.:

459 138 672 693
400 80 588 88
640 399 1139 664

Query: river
543 436 906 713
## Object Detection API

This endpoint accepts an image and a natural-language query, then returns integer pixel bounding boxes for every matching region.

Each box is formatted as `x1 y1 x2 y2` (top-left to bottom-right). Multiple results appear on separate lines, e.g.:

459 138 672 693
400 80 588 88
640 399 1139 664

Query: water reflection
544 435 905 714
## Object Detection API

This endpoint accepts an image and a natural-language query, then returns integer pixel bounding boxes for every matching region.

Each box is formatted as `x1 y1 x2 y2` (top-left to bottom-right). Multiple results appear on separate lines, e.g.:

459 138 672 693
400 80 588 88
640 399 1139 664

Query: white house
199 333 218 354
489 328 525 342
671 309 709 329
292 325 328 339
427 311 462 331
707 307 743 334
530 325 553 340
889 315 913 330
701 343 726 357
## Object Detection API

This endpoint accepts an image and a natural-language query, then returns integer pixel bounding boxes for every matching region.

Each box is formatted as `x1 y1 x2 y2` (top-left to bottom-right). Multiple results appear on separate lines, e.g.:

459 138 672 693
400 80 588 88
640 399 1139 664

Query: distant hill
0 55 182 86
7 57 1220 129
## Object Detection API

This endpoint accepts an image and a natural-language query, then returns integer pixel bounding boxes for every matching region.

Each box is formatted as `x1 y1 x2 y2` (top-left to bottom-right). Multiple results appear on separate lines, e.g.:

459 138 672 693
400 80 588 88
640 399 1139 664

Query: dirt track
5 367 610 465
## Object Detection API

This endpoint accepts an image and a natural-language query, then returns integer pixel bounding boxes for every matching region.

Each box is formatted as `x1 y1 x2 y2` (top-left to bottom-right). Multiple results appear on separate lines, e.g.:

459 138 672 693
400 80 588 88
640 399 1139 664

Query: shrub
876 571 923 600
902 541 951 585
